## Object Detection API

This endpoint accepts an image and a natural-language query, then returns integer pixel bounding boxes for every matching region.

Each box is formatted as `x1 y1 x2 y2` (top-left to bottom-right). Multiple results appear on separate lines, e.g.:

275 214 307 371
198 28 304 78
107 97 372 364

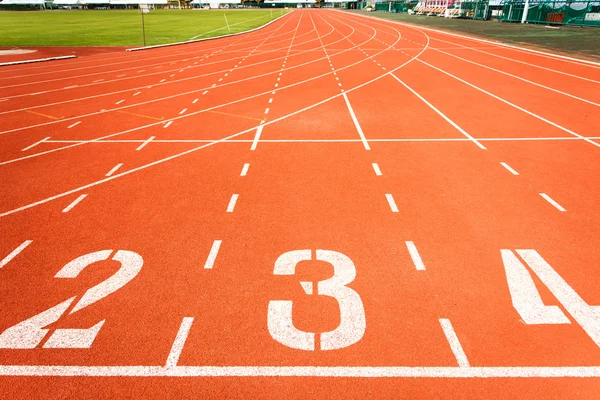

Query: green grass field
0 9 291 47
345 10 600 58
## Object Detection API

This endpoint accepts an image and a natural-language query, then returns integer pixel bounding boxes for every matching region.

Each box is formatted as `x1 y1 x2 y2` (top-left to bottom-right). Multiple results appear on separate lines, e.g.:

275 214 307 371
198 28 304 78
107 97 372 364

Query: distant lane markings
133 92 141 96
22 136 50 151
192 98 199 104
136 136 155 151
372 163 382 176
105 163 123 177
202 91 208 95
500 162 519 175
165 317 194 368
240 163 250 176
62 194 87 213
164 121 173 129
406 241 426 271
0 240 33 269
251 125 263 151
93 79 104 83
67 121 81 129
342 92 370 150
115 100 124 105
385 194 399 213
25 110 63 120
179 108 187 115
204 240 222 269
117 74 126 78
227 194 239 212
540 193 566 212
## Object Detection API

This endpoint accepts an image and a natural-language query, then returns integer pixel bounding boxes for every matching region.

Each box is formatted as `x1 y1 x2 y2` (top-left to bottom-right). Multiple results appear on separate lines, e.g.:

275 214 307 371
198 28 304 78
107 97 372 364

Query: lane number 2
0 250 142 349
267 249 366 351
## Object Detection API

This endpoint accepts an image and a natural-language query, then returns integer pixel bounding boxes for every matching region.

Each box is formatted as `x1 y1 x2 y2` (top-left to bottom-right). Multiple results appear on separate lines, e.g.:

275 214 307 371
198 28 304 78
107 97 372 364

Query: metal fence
499 0 600 25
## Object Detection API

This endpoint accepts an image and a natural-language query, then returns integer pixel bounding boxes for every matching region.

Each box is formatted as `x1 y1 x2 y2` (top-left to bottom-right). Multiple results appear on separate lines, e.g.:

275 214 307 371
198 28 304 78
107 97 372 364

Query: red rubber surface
1 9 600 398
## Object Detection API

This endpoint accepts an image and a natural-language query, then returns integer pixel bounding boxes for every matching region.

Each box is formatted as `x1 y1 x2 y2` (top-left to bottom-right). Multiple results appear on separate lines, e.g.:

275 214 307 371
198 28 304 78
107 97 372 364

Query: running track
1 9 600 398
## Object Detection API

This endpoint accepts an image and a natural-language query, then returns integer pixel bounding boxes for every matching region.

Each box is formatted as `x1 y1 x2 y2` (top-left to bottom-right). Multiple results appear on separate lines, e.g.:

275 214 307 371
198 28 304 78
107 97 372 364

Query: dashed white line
62 194 87 213
105 163 123 177
137 70 145 73
227 194 239 213
204 240 222 270
136 136 155 151
405 241 426 271
117 74 126 78
500 162 519 176
163 121 173 129
372 163 382 176
0 240 33 269
22 136 50 151
439 319 470 367
240 163 250 176
93 79 104 83
133 92 141 96
67 121 81 129
179 108 187 115
342 92 370 151
264 108 270 115
202 91 208 95
165 317 194 368
540 193 566 212
268 98 273 104
192 98 199 104
385 194 399 213
115 100 124 105
251 125 263 151
160 79 166 83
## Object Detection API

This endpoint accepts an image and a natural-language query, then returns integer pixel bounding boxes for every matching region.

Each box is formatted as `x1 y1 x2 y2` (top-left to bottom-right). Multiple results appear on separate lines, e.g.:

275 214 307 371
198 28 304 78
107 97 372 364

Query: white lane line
240 163 250 176
62 194 87 213
227 194 239 213
218 78 223 82
179 108 187 115
342 92 370 150
92 79 104 83
264 108 270 115
405 241 426 271
163 121 173 129
22 136 50 151
105 163 123 177
439 319 469 367
385 194 399 213
500 162 519 176
0 240 33 269
268 98 273 104
165 317 194 368
204 240 222 269
133 92 141 96
192 98 199 104
160 79 166 83
136 136 155 151
115 100 124 105
540 193 566 212
372 162 382 176
202 91 208 95
251 125 263 151
390 74 486 150
64 85 77 89
117 74 126 78
137 70 145 73
67 121 81 129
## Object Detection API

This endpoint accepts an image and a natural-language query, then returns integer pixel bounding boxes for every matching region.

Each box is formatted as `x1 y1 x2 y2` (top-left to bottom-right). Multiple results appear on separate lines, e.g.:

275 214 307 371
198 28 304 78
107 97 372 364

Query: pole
522 0 530 23
141 8 146 47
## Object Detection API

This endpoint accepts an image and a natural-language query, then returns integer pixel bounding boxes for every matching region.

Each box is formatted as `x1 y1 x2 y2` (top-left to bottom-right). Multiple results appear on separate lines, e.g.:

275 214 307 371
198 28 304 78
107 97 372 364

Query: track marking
117 74 126 78
405 241 426 271
22 136 50 151
202 91 208 95
240 163 250 176
117 110 164 121
163 121 173 129
264 108 270 115
115 100 125 105
133 92 141 96
208 110 264 122
500 162 519 176
93 79 104 83
390 74 486 150
25 110 63 120
385 194 399 213
62 194 87 213
540 193 566 212
204 240 222 270
251 125 263 151
342 92 370 150
105 163 123 177
67 121 81 129
192 98 199 104
0 240 33 269
160 79 166 83
372 163 382 176
416 59 600 148
165 317 194 368
136 136 155 151
179 108 187 115
227 194 239 213
439 319 469 367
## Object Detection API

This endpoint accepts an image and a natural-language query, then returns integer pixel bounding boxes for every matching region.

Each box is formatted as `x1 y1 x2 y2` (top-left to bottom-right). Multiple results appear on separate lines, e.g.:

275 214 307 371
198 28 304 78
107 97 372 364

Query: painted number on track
0 250 143 349
267 249 366 351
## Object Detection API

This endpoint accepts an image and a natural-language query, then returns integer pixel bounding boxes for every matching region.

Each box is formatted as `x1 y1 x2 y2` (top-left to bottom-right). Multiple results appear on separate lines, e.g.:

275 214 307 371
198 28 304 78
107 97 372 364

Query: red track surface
1 9 600 398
